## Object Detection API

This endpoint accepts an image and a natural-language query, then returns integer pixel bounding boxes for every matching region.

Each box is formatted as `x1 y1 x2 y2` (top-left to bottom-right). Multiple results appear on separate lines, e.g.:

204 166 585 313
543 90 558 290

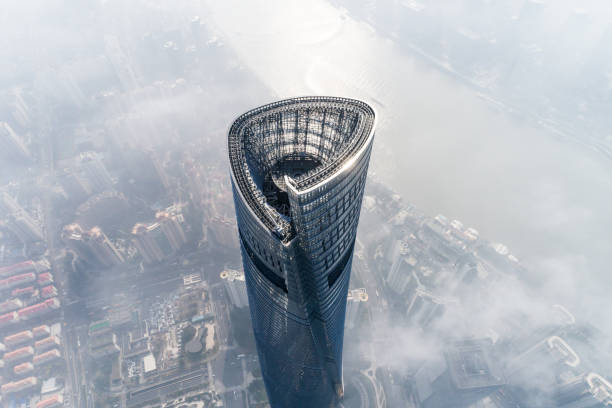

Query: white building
0 122 31 159
143 353 157 376
346 288 368 329
220 269 248 309
387 254 418 295
79 151 113 192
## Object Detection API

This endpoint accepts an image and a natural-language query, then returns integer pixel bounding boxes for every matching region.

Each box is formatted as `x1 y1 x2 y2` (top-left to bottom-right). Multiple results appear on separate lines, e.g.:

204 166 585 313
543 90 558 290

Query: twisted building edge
229 96 376 407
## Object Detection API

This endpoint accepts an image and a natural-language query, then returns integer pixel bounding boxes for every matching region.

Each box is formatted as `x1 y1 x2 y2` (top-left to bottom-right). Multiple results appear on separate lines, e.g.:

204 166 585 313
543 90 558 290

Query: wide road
37 105 84 408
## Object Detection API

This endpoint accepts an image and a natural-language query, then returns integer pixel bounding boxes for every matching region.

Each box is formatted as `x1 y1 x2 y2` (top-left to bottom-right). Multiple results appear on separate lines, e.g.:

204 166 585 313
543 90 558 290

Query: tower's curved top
228 96 376 242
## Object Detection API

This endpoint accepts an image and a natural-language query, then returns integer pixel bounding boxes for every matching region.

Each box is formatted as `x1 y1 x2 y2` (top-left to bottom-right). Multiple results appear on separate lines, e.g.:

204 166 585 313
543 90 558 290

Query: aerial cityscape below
1 1 612 408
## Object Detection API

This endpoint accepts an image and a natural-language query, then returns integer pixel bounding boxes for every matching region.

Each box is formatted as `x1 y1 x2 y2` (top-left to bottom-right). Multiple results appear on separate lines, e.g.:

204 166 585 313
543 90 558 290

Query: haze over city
1 1 612 407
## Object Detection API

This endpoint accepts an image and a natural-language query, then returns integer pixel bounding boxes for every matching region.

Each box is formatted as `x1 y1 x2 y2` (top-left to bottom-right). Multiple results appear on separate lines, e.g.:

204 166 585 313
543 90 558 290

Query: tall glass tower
228 96 376 407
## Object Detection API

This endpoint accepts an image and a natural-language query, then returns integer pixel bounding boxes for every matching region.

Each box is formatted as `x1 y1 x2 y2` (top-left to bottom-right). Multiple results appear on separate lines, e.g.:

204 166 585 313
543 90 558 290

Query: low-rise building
35 336 60 353
18 298 60 320
36 394 63 408
143 353 157 376
89 331 120 359
11 285 38 298
0 298 23 313
32 325 51 339
40 377 61 395
37 272 54 285
4 330 33 348
3 346 34 363
41 285 58 299
110 356 123 392
0 272 36 290
0 260 38 278
33 349 61 366
1 376 38 395
0 311 18 328
88 319 111 335
13 362 34 376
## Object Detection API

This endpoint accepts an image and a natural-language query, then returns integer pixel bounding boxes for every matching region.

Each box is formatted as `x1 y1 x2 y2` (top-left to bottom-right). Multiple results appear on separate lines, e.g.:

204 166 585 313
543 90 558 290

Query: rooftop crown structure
228 96 375 407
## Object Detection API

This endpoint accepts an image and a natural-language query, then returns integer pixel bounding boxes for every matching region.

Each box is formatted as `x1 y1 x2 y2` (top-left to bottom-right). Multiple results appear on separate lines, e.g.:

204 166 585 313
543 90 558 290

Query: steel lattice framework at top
229 96 375 243
228 96 376 408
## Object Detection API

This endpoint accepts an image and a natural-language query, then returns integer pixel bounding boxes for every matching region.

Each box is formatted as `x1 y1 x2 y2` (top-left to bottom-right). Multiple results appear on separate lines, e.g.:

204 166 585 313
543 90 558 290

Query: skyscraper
131 222 175 264
62 224 124 268
1 192 43 243
207 216 239 250
228 97 375 407
415 339 505 408
131 223 168 264
0 122 31 160
131 204 186 264
557 373 612 407
0 192 23 214
57 167 92 201
79 152 114 192
345 288 368 330
155 209 187 252
5 213 44 243
88 226 125 267
220 269 249 309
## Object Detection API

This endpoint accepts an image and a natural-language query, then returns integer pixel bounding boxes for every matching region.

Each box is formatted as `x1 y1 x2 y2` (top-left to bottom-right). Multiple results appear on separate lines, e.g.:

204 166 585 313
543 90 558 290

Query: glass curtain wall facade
228 96 376 407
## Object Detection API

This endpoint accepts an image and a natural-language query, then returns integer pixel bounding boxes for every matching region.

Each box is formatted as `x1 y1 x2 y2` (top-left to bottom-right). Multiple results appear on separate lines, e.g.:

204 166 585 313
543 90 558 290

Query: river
200 0 612 323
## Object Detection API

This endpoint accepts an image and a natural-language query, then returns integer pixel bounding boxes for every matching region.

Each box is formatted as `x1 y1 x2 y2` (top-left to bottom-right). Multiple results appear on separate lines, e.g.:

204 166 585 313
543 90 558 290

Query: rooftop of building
445 339 505 391
143 353 157 373
228 96 375 242
220 269 245 282
347 288 368 302
586 373 612 403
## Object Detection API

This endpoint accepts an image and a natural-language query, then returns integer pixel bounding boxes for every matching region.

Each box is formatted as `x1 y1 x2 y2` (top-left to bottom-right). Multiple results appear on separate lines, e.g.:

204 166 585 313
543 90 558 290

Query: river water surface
201 0 612 323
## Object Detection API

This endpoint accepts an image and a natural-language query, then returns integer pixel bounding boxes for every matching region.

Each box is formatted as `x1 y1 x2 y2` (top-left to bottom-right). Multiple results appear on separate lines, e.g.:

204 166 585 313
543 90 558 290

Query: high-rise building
505 335 581 402
79 152 114 192
151 153 171 190
3 88 31 128
5 213 44 243
207 216 239 250
104 35 140 91
62 223 92 262
0 122 31 160
406 287 450 329
62 224 124 268
228 97 375 407
0 192 43 243
131 222 173 264
415 339 505 408
0 191 23 214
155 208 187 252
88 226 124 266
557 373 612 407
345 288 368 330
220 269 249 309
131 204 186 264
57 167 92 201
507 335 581 375
122 149 170 196
386 252 418 295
